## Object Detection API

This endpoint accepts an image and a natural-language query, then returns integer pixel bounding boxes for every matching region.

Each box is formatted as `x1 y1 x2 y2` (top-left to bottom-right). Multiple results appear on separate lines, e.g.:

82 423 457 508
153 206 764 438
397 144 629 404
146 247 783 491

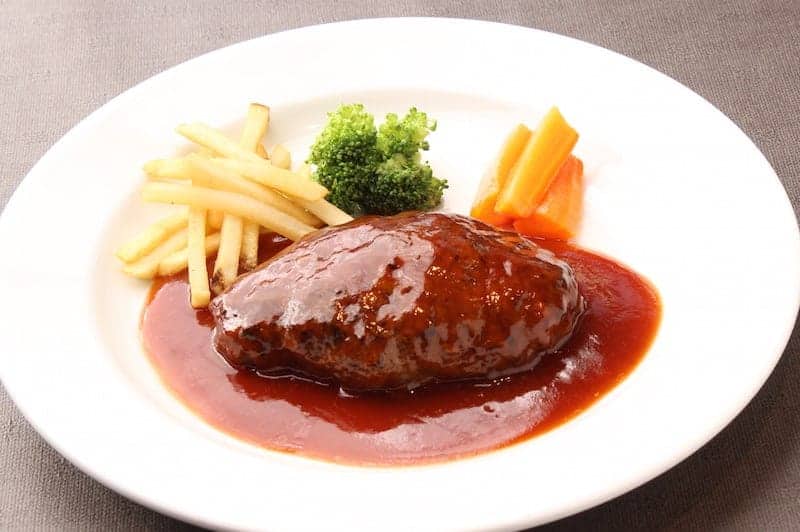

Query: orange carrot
494 107 578 218
513 156 584 240
471 196 511 227
470 124 532 226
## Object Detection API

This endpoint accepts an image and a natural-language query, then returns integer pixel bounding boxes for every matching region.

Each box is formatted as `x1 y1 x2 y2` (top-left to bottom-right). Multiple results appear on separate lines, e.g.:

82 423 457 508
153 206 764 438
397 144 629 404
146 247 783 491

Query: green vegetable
308 104 447 216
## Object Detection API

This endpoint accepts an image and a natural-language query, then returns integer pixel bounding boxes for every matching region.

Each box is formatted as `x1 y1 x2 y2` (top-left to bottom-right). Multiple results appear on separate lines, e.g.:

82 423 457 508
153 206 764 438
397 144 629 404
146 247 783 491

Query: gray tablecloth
1 1 798 530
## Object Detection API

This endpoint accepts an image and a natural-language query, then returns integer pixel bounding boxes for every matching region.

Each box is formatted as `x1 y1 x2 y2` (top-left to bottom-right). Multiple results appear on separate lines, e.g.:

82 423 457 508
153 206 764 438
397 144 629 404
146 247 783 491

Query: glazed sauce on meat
213 213 585 391
142 234 660 465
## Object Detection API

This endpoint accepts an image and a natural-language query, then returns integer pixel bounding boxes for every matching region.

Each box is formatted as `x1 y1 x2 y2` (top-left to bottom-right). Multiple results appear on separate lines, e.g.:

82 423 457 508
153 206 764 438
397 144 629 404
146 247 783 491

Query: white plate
1 18 798 531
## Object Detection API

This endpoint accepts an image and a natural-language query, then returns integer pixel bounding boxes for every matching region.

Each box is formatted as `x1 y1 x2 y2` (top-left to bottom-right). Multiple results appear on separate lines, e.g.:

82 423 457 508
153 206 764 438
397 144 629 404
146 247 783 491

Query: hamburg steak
211 212 584 391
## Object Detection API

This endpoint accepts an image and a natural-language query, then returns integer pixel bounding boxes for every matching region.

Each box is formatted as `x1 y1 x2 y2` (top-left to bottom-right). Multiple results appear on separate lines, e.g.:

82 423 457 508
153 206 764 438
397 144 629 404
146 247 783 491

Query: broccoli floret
307 104 447 216
366 154 447 215
307 104 382 216
377 107 436 159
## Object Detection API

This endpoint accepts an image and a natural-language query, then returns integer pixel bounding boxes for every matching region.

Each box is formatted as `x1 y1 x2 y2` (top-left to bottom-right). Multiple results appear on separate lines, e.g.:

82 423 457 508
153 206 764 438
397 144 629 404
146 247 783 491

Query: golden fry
270 144 291 170
157 232 221 276
122 228 188 279
186 155 322 227
115 210 188 263
146 156 323 226
121 102 329 294
238 103 271 271
240 222 260 271
194 146 217 157
294 198 353 226
143 158 193 180
295 165 354 226
239 103 270 152
211 158 327 201
207 210 224 229
176 123 264 164
142 182 316 241
187 208 210 308
211 214 243 294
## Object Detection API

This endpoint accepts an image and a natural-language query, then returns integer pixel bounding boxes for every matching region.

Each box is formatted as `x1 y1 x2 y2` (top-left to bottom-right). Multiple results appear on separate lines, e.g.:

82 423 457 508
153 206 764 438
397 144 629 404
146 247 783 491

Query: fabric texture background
1 1 799 530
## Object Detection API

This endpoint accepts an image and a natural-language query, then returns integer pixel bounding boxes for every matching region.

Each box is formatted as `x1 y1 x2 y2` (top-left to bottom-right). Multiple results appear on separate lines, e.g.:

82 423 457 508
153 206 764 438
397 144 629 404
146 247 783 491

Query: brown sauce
142 234 660 465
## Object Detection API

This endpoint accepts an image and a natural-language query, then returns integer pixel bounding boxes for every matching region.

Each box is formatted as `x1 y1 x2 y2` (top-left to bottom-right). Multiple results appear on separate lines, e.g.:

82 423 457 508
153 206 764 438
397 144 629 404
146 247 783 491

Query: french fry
187 208 210 308
176 123 264 164
240 223 260 271
207 210 224 230
211 158 328 201
142 158 229 232
211 215 243 294
270 145 291 170
294 198 353 226
194 146 217 158
144 155 322 227
115 210 188 263
295 165 354 226
185 155 322 227
158 232 221 276
143 158 193 181
148 154 328 207
122 228 188 279
121 103 332 299
238 103 271 272
239 103 270 152
142 182 316 241
206 103 270 291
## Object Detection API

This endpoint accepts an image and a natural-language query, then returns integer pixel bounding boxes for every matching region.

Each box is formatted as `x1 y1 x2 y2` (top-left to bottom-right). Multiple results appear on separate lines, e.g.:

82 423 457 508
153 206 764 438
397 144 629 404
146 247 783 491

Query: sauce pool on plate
142 234 660 465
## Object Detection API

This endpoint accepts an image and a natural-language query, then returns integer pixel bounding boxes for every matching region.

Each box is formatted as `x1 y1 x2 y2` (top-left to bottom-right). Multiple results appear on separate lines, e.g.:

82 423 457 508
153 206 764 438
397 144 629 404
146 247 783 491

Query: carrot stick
495 107 578 218
470 124 531 226
513 156 584 240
